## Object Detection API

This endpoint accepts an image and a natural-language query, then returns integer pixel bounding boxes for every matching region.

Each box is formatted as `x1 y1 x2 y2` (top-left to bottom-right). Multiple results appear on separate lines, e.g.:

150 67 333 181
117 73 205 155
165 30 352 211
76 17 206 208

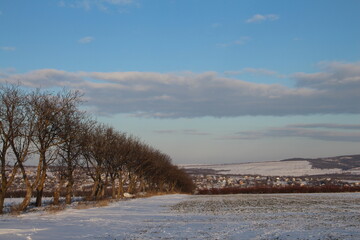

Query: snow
1 193 360 240
2 197 84 214
182 160 360 176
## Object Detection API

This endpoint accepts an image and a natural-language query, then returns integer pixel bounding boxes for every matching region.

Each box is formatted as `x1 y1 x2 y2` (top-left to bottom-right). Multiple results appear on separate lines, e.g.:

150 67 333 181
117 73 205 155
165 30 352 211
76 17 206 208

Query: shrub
197 185 360 195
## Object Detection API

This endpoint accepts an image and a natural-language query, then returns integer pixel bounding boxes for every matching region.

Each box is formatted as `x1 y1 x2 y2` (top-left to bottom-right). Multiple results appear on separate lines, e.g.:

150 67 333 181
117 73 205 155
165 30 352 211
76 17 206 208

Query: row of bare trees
0 84 194 213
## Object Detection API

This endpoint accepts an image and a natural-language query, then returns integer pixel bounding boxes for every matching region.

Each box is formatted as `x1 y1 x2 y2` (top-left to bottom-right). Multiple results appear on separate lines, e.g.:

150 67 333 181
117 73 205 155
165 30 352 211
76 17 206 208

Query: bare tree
54 95 87 204
30 89 81 206
0 85 23 213
80 124 110 200
115 135 137 199
5 86 35 211
102 129 128 199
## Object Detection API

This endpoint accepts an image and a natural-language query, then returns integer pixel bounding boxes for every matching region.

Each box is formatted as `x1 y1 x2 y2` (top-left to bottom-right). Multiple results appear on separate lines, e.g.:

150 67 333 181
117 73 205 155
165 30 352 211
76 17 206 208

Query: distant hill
182 154 360 177
281 154 360 170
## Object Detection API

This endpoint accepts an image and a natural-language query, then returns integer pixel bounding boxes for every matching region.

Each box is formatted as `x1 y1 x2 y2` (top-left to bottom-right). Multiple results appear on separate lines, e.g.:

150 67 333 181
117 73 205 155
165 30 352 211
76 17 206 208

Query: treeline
198 185 360 195
0 84 194 214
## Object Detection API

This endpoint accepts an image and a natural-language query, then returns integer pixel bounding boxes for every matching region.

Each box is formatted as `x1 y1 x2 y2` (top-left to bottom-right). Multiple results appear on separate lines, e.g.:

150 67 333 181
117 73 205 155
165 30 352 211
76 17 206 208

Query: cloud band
1 61 360 118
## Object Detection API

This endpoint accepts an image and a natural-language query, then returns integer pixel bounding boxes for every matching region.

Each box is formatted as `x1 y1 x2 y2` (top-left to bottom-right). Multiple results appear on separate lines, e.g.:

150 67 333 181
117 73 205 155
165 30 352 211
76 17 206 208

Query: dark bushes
198 185 360 195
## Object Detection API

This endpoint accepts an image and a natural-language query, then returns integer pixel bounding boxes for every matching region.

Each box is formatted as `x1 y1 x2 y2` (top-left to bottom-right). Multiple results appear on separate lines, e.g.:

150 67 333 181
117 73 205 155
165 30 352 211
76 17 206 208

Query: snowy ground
2 197 85 214
1 193 360 240
182 161 360 176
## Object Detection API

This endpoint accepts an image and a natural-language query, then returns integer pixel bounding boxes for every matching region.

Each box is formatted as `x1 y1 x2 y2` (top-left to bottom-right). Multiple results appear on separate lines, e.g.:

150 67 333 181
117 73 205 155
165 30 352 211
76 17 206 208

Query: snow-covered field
182 161 360 176
1 193 360 240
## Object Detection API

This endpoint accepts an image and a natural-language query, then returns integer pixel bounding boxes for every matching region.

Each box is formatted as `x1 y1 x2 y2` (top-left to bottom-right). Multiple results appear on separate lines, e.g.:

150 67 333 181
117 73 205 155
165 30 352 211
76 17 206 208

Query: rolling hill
182 154 360 177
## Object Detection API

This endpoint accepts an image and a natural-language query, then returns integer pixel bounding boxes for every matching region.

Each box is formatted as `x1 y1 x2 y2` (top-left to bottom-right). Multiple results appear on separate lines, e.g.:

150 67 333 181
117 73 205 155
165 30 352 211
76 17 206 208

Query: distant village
6 167 96 197
190 173 360 191
183 155 360 192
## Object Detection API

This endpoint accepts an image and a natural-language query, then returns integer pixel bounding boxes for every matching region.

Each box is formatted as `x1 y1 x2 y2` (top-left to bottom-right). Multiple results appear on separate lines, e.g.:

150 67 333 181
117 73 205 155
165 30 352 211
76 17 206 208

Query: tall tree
103 129 128 199
81 124 109 200
30 89 81 206
55 96 87 204
0 85 23 213
5 86 35 211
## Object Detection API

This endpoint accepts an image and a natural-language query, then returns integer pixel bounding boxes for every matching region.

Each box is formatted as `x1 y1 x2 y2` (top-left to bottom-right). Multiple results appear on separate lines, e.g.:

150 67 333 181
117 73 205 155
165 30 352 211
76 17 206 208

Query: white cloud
234 36 251 45
225 68 279 77
58 1 66 7
231 124 360 142
182 129 211 136
1 61 360 118
1 46 16 51
242 68 277 75
0 68 16 78
78 36 94 44
288 123 360 130
154 130 178 134
217 37 251 47
246 14 279 23
211 23 222 28
154 129 210 136
104 0 133 4
59 0 135 11
224 68 287 80
293 61 360 90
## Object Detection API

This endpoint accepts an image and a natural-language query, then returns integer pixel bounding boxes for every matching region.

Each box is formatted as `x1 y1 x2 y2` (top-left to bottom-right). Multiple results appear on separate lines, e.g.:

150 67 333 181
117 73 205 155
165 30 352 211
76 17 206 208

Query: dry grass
96 199 110 207
45 204 67 214
3 191 183 215
138 192 164 198
75 199 110 210
137 191 182 198
9 204 22 216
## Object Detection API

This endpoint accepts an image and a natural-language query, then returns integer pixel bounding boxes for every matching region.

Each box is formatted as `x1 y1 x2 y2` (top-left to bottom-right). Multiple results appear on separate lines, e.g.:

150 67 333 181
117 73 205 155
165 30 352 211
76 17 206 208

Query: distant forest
0 84 194 214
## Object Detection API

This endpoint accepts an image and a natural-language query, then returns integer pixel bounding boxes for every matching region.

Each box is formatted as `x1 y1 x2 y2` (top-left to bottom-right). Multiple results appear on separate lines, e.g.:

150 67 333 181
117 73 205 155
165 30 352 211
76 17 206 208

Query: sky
1 0 360 164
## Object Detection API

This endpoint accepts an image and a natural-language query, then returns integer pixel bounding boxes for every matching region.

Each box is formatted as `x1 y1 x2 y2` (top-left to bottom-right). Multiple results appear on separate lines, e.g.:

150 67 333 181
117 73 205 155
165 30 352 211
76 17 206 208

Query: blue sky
1 0 360 164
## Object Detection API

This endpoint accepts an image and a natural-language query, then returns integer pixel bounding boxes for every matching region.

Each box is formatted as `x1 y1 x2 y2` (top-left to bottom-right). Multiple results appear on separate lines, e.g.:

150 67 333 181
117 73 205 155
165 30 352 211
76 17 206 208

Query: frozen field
1 193 360 240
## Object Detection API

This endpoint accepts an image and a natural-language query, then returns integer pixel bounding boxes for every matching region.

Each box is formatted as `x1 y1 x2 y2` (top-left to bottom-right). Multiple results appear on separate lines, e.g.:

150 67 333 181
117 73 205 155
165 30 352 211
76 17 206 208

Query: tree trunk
128 173 137 194
117 172 124 199
35 167 47 207
91 180 99 199
35 151 47 207
100 175 109 199
53 189 60 205
35 188 43 207
139 177 146 193
96 182 104 200
0 158 6 214
91 169 103 200
65 177 74 204
159 181 164 192
19 185 33 212
0 164 18 213
111 179 116 199
0 194 5 214
100 183 105 199
1 169 7 214
65 165 74 204
53 177 65 205
17 163 34 212
170 182 176 192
